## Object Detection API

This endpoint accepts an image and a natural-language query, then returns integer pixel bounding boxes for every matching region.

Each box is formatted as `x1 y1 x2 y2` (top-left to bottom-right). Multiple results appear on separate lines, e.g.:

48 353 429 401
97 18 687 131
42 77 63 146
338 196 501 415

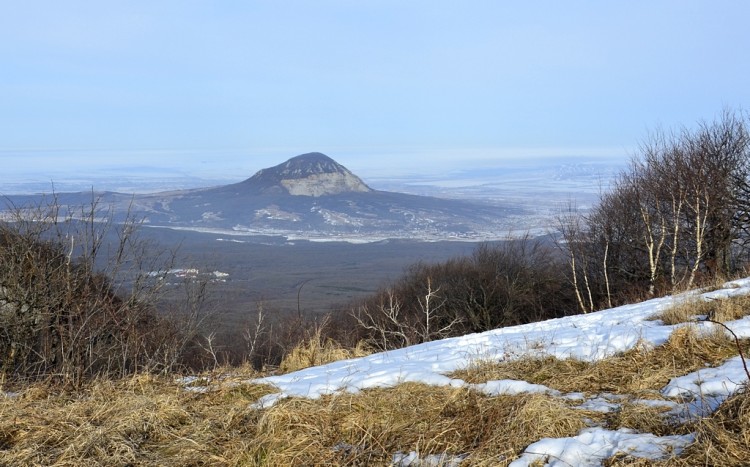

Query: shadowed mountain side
136 189 516 232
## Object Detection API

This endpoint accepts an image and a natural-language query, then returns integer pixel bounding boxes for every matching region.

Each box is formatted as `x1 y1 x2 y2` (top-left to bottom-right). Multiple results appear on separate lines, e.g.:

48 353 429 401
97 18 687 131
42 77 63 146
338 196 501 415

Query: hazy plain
1 154 624 328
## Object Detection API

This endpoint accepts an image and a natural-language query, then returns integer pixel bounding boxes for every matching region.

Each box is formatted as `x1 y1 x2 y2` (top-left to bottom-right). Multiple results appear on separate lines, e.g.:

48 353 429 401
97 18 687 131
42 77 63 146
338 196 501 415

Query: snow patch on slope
225 278 750 465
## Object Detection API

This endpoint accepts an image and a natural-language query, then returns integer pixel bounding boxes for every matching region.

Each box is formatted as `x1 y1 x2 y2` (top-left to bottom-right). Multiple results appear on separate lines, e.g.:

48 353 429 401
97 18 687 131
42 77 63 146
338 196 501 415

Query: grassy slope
1 296 750 466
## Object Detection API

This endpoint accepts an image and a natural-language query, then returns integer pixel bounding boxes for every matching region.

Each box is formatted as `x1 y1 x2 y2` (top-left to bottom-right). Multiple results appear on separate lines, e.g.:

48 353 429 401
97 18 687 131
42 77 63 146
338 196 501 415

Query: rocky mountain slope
236 152 372 197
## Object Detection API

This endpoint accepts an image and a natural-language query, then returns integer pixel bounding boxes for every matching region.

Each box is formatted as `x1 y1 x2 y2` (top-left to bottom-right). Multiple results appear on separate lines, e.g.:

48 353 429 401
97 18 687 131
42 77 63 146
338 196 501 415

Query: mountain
2 153 525 241
235 152 372 197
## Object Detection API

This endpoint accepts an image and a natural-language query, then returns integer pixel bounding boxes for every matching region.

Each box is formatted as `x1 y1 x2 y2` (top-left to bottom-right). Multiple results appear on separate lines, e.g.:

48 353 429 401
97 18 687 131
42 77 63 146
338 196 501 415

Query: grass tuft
657 299 714 325
279 332 372 374
0 377 592 466
654 293 750 325
454 324 740 397
673 387 750 466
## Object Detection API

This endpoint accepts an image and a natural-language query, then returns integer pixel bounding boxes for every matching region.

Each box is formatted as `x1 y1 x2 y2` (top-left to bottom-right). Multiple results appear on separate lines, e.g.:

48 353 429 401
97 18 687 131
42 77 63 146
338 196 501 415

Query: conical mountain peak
246 153 372 197
272 152 348 178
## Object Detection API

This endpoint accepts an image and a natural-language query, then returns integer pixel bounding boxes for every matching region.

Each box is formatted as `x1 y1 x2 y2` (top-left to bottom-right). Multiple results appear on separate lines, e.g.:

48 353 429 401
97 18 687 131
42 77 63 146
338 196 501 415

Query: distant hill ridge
2 152 523 241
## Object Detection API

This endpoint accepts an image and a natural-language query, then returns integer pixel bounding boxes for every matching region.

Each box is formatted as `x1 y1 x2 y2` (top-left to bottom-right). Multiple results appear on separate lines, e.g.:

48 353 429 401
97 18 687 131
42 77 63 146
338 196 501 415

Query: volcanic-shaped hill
231 152 372 197
3 153 525 241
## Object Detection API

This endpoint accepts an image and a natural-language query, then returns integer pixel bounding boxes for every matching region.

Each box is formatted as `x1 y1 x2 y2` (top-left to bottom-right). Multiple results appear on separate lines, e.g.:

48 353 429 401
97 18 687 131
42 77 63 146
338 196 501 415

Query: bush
350 235 576 350
0 196 208 385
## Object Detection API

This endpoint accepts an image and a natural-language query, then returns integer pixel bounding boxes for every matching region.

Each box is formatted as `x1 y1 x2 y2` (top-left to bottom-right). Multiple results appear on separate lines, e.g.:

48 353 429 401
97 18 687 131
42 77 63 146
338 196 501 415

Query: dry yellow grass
0 376 594 466
1 310 750 465
605 402 684 437
0 372 277 466
655 293 750 325
454 325 741 396
278 333 372 374
667 388 750 466
604 388 750 467
656 298 715 325
252 384 593 465
452 324 747 448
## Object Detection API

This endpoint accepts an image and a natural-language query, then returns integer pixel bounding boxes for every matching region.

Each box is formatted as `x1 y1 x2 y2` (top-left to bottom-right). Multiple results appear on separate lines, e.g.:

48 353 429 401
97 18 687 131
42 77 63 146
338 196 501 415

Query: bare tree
353 289 413 350
353 235 573 350
243 301 268 365
557 205 596 313
352 277 460 351
557 109 750 306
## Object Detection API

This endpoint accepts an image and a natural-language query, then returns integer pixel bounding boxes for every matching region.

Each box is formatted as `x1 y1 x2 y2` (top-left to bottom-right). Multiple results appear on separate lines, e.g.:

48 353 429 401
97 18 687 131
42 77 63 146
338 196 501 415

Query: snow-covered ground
194 279 750 465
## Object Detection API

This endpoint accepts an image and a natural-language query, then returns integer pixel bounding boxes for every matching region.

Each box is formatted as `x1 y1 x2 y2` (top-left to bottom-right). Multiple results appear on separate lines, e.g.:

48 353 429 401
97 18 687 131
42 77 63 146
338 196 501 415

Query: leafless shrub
353 278 461 351
0 195 211 385
349 235 575 351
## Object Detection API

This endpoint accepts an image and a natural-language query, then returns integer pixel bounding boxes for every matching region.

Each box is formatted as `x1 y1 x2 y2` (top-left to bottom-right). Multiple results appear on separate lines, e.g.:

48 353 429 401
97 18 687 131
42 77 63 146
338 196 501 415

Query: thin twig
703 317 750 382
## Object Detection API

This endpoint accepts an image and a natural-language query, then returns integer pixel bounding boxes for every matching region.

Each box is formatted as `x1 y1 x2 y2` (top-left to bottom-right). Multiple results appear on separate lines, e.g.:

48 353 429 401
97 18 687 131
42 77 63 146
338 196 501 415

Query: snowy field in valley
183 279 750 466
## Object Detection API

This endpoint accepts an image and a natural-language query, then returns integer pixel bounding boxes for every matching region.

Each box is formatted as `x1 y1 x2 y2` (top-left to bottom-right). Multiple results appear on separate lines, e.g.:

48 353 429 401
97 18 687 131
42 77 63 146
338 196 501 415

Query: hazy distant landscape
0 152 621 200
0 153 622 228
0 152 620 322
3 2 749 465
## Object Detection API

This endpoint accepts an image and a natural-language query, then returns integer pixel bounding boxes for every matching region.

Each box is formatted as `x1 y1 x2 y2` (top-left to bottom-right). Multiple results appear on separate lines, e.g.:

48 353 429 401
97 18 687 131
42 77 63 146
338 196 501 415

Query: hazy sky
2 1 749 186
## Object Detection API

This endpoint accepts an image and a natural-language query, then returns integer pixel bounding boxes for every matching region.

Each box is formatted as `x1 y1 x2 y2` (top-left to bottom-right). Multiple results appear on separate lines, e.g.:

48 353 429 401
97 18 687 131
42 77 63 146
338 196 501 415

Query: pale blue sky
1 1 749 187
